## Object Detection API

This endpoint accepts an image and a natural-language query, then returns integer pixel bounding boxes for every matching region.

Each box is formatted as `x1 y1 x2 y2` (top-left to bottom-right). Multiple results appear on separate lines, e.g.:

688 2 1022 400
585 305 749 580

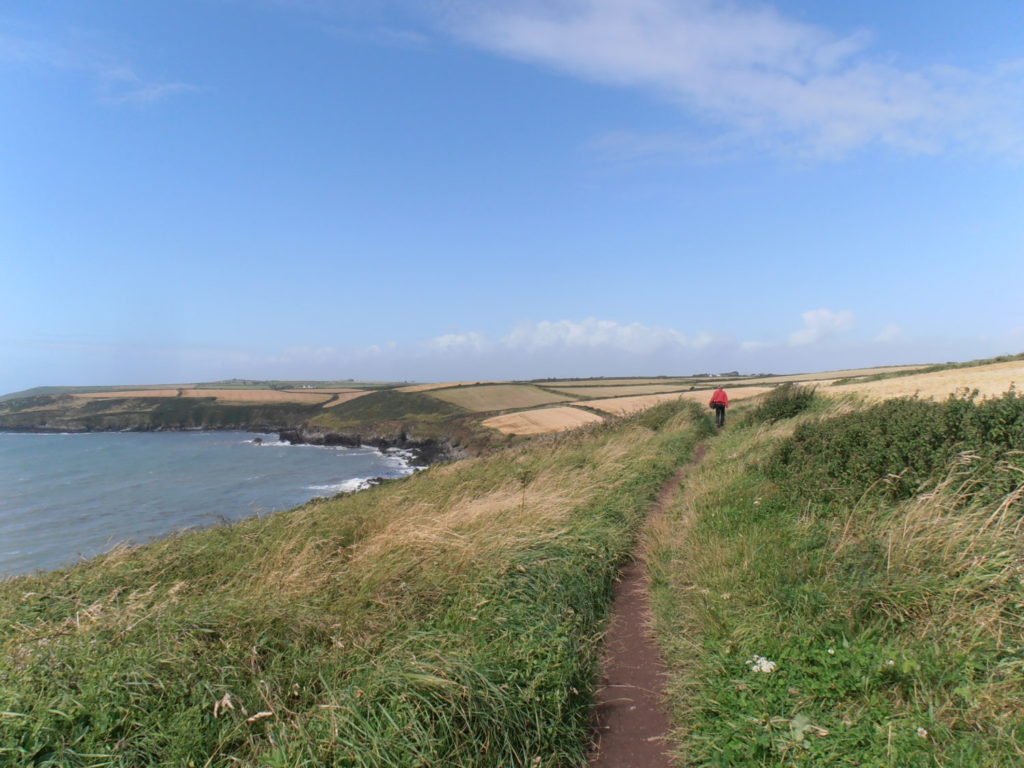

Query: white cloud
788 308 855 346
423 331 488 353
449 0 1024 158
502 317 689 354
875 323 906 343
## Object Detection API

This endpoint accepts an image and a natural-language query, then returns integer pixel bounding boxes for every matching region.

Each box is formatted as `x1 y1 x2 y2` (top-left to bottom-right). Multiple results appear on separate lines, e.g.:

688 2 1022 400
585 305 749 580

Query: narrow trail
589 442 708 768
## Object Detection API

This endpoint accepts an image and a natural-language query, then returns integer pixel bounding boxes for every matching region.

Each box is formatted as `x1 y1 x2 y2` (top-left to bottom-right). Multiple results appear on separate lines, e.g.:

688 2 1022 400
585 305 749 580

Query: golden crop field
549 384 696 398
582 387 775 416
281 388 360 394
832 360 1024 400
323 391 374 408
532 378 694 388
71 390 182 400
426 385 575 412
178 389 334 405
396 381 497 393
735 365 927 386
481 406 604 435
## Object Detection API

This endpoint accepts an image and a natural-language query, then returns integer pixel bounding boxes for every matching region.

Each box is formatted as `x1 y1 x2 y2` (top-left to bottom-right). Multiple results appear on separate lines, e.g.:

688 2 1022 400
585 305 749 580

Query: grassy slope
0 402 710 767
0 395 326 432
0 383 401 430
310 389 465 426
650 388 1024 766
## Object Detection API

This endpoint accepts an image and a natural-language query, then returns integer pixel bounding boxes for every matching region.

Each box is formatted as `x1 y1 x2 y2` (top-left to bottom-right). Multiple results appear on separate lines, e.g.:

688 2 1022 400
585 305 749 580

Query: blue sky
3 1 1023 392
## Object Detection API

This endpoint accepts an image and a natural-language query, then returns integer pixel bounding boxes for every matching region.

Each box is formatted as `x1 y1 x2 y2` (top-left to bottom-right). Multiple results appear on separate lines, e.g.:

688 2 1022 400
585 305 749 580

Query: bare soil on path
589 443 708 768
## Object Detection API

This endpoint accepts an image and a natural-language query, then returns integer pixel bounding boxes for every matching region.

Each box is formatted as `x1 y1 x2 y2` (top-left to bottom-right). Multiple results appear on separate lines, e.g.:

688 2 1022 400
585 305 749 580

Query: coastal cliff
0 389 495 464
277 425 469 464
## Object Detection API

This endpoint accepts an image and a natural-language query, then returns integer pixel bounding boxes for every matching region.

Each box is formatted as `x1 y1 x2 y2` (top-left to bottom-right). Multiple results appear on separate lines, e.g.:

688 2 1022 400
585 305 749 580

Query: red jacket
709 388 729 407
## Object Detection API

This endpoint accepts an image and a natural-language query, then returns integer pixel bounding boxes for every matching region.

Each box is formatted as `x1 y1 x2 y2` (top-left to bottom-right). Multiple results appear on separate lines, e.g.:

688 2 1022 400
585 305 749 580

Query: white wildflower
917 727 928 738
827 648 835 655
746 655 778 673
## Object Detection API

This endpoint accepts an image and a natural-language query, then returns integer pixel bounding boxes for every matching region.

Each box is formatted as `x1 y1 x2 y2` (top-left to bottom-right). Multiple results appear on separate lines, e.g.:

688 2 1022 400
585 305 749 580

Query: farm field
832 359 1024 400
71 389 183 400
733 364 927 386
281 388 361 394
582 386 774 416
533 377 696 388
177 389 334 405
71 388 336 405
322 391 374 408
549 383 700 398
396 381 496 393
482 405 604 435
426 384 575 412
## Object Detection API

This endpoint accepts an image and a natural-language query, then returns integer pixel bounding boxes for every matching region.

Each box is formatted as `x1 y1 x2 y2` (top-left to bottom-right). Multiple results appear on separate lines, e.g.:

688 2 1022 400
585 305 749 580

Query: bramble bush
748 383 817 424
767 388 1024 505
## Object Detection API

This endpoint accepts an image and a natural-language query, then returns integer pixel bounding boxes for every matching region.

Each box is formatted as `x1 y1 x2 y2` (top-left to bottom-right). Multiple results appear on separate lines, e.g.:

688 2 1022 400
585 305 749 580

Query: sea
0 431 419 579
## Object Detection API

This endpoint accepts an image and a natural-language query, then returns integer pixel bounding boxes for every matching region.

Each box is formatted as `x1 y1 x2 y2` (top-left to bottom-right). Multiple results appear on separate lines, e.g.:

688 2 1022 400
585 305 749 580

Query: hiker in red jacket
709 387 729 427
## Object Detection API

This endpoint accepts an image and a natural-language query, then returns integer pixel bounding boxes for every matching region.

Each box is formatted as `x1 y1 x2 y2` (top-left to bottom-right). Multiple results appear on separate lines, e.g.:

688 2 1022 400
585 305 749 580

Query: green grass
312 390 466 426
650 393 1024 766
747 383 818 424
0 396 324 432
0 402 709 767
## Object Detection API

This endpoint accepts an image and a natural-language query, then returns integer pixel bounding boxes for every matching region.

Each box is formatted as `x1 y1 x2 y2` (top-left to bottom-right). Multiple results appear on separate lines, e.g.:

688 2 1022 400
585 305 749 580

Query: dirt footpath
589 443 707 768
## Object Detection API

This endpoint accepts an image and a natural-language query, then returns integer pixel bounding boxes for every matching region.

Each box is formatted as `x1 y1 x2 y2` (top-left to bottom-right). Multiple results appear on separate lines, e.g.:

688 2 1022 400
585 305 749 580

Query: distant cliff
0 394 323 434
0 390 499 463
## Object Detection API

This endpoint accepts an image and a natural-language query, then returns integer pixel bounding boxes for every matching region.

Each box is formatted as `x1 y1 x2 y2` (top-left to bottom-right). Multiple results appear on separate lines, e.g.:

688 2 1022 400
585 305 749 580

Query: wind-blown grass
650 393 1024 766
0 402 710 767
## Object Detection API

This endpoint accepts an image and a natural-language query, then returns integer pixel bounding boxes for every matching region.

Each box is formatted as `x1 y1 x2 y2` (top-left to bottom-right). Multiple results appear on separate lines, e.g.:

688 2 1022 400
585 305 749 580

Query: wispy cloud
423 331 488 353
0 29 197 105
788 308 855 346
446 0 1024 159
875 323 906 343
503 317 691 354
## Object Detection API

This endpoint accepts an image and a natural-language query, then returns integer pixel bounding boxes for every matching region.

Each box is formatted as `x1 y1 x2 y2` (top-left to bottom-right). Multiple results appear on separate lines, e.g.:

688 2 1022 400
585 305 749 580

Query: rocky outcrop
277 426 469 465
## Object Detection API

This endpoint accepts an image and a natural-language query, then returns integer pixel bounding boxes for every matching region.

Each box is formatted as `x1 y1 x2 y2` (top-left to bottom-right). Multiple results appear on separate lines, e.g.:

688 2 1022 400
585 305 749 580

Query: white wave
307 477 376 494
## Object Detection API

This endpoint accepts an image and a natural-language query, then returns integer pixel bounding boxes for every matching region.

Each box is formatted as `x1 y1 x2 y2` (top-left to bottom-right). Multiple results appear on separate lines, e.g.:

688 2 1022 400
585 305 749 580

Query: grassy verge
650 392 1024 766
0 402 709 767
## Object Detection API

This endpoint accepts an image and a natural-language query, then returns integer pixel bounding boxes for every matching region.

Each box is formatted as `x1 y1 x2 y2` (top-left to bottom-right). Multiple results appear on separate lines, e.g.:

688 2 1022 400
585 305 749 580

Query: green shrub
749 383 817 423
652 393 1024 767
767 388 1024 505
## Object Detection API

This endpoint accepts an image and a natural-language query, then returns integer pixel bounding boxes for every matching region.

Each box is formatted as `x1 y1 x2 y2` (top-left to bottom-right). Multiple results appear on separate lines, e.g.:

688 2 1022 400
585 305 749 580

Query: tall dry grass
0 402 710 767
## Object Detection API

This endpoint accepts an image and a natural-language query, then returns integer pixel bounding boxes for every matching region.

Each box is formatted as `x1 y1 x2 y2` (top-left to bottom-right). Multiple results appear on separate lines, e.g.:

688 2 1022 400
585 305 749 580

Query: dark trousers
712 404 726 427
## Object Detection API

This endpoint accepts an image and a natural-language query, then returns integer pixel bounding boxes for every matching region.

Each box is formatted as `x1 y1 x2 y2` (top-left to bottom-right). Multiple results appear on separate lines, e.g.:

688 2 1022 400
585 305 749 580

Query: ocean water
0 431 417 578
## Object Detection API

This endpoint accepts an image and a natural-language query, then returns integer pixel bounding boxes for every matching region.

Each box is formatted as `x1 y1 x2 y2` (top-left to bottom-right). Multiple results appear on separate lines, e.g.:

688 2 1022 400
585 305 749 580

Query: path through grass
1 402 710 767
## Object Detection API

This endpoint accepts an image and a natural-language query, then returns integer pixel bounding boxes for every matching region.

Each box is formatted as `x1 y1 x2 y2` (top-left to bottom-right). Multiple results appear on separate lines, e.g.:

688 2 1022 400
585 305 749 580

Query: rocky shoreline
2 423 471 468
277 426 465 466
